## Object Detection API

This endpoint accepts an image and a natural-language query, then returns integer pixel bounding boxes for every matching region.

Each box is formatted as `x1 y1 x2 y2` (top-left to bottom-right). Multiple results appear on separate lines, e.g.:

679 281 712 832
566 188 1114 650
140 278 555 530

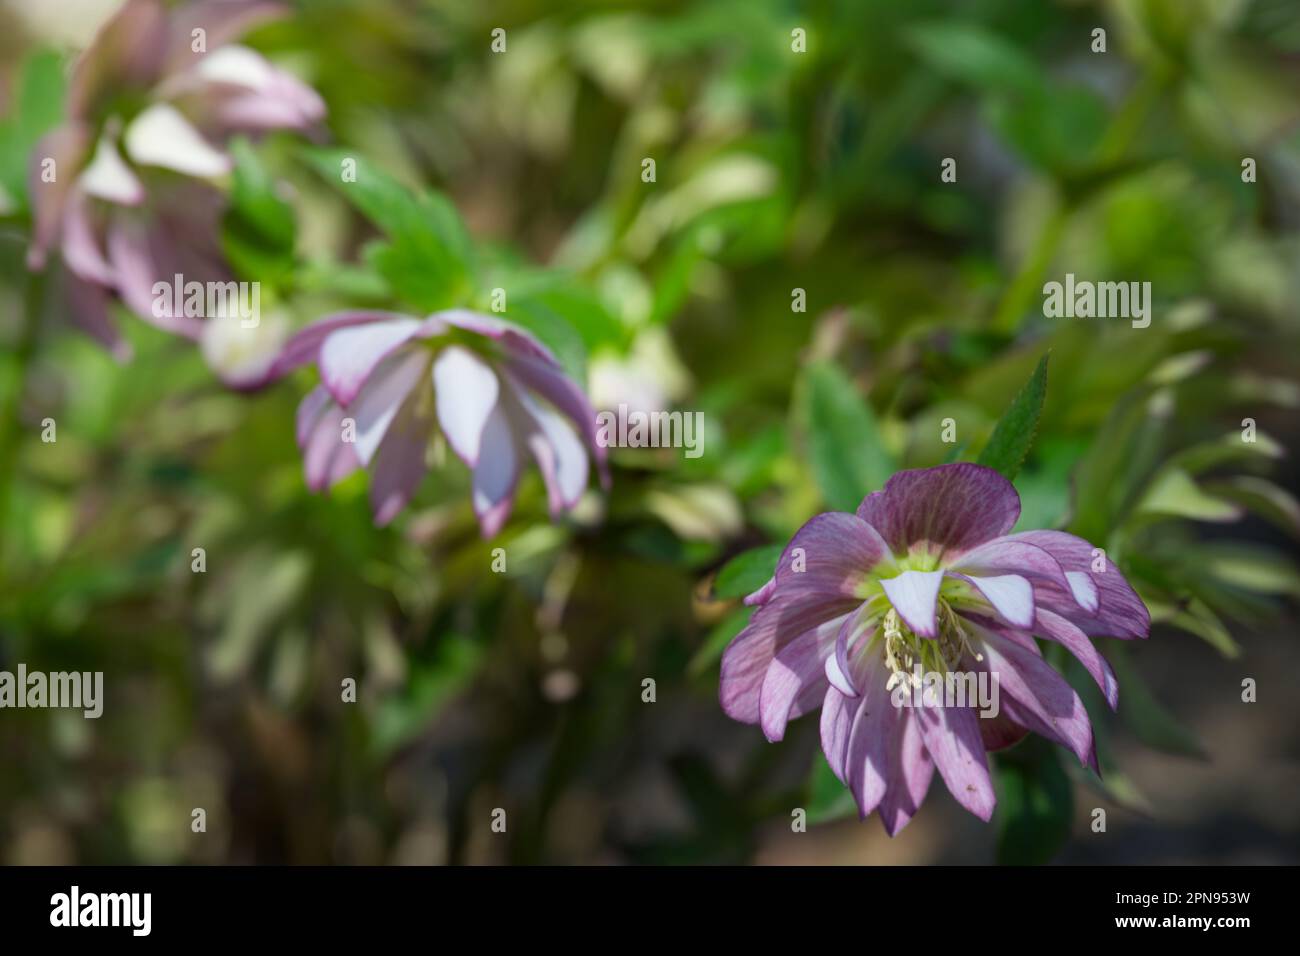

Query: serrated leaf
976 352 1048 481
800 361 894 512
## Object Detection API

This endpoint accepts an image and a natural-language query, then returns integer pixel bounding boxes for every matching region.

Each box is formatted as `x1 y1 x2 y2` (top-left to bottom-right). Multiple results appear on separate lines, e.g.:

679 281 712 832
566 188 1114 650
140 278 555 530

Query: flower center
880 600 982 692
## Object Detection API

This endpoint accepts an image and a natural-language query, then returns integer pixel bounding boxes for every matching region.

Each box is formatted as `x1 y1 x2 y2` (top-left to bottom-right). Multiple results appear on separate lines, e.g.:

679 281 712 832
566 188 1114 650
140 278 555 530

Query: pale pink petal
914 696 996 821
320 318 424 406
349 348 430 466
78 135 145 206
471 403 524 537
369 400 430 525
949 572 1034 629
60 189 115 285
27 124 89 269
758 612 848 742
267 311 408 380
878 710 934 836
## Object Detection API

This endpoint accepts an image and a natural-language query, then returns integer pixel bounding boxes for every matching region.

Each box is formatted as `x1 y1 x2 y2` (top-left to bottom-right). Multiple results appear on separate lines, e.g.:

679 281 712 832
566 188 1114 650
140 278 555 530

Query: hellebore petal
124 103 232 178
319 317 424 407
880 569 945 637
78 135 144 206
27 124 90 269
369 401 431 526
914 699 996 822
1030 608 1120 710
1003 530 1149 638
64 274 130 360
947 537 1071 595
432 345 500 466
977 626 1099 773
69 0 168 119
878 709 934 836
106 217 204 338
721 591 862 724
268 311 407 379
856 463 1020 559
515 388 590 513
743 576 776 608
948 572 1034 629
61 190 116 286
772 512 892 599
471 403 524 537
163 1 285 76
759 613 847 742
298 386 361 492
349 348 430 466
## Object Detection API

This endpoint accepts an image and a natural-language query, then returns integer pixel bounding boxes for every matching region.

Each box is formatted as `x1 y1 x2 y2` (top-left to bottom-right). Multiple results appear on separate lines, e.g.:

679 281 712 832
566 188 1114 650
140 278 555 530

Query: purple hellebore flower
721 463 1150 835
26 0 324 363
267 309 610 533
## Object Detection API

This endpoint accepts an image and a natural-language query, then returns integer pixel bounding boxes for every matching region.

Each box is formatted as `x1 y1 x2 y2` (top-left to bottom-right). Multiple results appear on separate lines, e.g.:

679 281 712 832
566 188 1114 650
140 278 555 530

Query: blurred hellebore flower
266 309 609 533
25 0 324 379
721 463 1150 834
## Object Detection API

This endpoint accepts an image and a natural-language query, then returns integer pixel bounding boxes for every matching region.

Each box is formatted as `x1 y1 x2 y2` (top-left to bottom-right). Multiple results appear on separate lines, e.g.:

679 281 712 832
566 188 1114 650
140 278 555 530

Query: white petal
880 570 945 638
514 386 589 510
472 404 522 533
432 346 499 466
79 136 144 205
124 103 231 177
193 44 276 90
1066 570 1100 613
952 572 1034 629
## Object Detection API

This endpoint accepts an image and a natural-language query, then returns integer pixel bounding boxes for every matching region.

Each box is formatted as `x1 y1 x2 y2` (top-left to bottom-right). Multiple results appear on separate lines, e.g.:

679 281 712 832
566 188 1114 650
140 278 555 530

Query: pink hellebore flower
721 463 1150 835
268 309 609 533
26 0 324 365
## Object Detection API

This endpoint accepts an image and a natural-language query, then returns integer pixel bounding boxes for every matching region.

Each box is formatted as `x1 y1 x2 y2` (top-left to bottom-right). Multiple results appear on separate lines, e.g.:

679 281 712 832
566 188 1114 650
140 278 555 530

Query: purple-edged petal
880 569 945 638
1065 571 1100 614
843 653 901 819
771 511 892 599
320 317 424 407
60 189 115 286
946 537 1071 594
877 709 934 836
721 591 862 725
267 310 407 380
471 402 524 537
758 613 848 742
516 389 591 513
949 572 1034 629
743 576 776 607
64 273 129 360
105 217 204 338
163 0 285 75
976 626 1099 773
914 694 996 821
856 463 1020 559
432 345 500 466
299 387 361 492
1030 608 1119 710
828 600 875 697
369 400 430 526
820 687 856 784
1003 530 1149 639
27 124 89 269
349 349 430 466
69 0 168 118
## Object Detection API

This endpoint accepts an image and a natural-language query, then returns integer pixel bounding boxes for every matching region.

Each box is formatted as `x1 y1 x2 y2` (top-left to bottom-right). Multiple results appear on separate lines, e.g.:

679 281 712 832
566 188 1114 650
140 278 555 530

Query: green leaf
0 49 67 208
502 297 589 385
1135 468 1242 523
800 361 894 512
1201 476 1300 537
976 352 1049 481
371 635 482 756
994 742 1073 865
905 22 1043 97
806 756 857 825
687 606 751 678
302 147 473 310
713 544 782 600
221 139 296 284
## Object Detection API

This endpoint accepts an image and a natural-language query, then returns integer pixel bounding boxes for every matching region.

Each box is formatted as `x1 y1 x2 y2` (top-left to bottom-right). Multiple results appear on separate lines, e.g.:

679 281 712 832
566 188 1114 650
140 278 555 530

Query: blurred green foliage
1 0 1298 864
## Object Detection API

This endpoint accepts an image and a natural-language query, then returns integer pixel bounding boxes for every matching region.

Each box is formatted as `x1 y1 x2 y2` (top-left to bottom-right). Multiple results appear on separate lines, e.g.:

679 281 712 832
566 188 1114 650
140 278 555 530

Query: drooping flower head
267 309 609 533
721 463 1150 834
26 0 324 370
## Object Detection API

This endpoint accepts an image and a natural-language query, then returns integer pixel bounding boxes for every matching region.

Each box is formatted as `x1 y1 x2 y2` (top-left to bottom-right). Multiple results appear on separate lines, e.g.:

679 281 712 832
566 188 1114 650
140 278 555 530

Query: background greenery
1 0 1298 864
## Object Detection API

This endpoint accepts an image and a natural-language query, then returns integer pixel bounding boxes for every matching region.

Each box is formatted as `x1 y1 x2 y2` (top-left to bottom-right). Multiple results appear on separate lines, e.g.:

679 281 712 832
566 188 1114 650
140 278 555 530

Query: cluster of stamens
882 600 983 692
